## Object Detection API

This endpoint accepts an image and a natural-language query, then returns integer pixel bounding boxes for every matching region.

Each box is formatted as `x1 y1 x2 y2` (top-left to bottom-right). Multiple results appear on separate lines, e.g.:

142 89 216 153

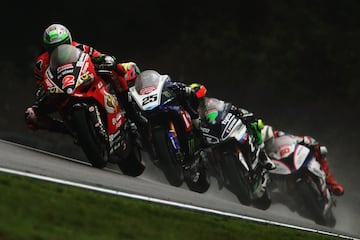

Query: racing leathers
197 96 276 170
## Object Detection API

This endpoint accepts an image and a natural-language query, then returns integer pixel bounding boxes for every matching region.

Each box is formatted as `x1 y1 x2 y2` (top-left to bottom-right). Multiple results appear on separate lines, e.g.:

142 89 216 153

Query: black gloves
93 55 116 71
231 106 264 145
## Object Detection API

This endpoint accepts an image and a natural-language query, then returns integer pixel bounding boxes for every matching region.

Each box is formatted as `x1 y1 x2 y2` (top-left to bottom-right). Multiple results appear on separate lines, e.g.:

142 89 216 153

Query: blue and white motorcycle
128 70 210 193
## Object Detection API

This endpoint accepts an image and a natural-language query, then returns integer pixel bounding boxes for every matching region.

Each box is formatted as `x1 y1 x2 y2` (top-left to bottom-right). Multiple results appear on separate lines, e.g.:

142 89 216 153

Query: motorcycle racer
134 70 203 159
24 23 140 133
261 124 344 196
188 83 276 171
130 70 210 185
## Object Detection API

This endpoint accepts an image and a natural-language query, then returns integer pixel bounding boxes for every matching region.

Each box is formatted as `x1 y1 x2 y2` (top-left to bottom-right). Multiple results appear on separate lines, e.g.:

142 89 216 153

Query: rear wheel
117 135 145 177
72 108 108 168
152 127 184 187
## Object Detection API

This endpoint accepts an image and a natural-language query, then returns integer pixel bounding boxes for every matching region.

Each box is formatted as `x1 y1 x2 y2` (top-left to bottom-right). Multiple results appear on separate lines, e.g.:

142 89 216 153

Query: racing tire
252 189 272 210
72 108 108 169
152 127 184 187
185 158 211 193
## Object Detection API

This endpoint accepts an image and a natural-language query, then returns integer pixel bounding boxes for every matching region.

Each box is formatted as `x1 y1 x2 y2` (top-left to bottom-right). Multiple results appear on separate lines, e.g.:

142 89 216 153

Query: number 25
142 94 157 105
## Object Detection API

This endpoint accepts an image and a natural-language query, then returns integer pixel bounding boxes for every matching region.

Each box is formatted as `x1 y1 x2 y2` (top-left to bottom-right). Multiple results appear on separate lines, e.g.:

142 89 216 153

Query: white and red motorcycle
265 134 336 227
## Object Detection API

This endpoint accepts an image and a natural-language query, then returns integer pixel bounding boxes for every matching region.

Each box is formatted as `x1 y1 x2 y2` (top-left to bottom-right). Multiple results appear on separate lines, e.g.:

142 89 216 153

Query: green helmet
43 24 72 52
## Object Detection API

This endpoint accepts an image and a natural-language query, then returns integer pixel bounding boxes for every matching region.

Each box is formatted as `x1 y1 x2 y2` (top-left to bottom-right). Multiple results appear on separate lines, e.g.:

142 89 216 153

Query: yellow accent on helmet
189 83 207 99
257 119 264 130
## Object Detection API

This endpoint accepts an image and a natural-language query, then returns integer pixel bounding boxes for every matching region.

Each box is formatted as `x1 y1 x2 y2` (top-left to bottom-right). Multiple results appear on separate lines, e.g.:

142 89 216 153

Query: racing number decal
142 94 157 106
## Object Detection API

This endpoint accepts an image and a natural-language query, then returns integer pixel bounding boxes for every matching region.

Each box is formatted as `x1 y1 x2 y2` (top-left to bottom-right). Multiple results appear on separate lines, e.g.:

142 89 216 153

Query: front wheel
185 152 211 193
252 188 272 210
71 107 108 168
296 179 336 227
152 127 184 187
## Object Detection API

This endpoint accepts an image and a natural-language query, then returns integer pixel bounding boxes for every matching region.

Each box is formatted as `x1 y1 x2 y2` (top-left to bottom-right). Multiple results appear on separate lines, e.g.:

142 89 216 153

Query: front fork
87 104 108 141
168 121 180 151
235 144 268 195
168 121 183 163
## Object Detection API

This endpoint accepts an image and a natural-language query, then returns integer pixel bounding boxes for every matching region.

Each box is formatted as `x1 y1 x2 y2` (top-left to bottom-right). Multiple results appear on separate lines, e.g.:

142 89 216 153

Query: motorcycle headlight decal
78 72 94 87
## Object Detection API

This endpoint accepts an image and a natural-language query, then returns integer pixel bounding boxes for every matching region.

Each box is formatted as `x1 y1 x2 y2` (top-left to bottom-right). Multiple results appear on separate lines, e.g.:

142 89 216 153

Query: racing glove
93 55 116 71
119 62 140 81
300 137 328 158
248 119 264 145
232 106 264 145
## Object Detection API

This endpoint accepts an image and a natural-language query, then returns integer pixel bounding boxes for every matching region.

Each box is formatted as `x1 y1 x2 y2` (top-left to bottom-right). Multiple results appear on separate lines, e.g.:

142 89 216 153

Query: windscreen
49 44 81 71
134 70 161 93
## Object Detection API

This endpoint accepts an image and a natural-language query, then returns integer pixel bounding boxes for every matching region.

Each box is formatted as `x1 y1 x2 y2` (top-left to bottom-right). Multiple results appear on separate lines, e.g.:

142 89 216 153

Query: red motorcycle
42 44 145 176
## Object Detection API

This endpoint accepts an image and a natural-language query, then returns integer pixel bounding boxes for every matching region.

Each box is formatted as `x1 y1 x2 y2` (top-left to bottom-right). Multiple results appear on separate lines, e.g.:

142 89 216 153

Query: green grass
0 172 341 240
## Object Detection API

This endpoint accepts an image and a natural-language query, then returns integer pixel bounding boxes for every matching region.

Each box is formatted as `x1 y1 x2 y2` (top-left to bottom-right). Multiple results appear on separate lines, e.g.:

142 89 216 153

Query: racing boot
318 156 344 196
25 107 70 135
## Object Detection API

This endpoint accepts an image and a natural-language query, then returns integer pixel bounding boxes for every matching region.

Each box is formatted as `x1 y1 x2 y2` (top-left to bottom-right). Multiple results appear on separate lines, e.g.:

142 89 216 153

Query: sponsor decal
162 90 172 98
105 94 118 114
44 75 55 89
57 69 74 80
112 112 124 129
200 127 210 133
180 110 192 132
139 86 156 95
221 113 233 125
225 118 237 134
57 63 73 73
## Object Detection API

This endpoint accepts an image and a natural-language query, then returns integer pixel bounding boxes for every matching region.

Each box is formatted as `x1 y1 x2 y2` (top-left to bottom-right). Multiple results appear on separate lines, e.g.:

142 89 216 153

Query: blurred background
1 1 359 225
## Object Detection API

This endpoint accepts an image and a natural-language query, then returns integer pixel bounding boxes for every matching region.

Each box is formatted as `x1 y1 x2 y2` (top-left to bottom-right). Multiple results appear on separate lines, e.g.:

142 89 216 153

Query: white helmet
43 24 72 52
